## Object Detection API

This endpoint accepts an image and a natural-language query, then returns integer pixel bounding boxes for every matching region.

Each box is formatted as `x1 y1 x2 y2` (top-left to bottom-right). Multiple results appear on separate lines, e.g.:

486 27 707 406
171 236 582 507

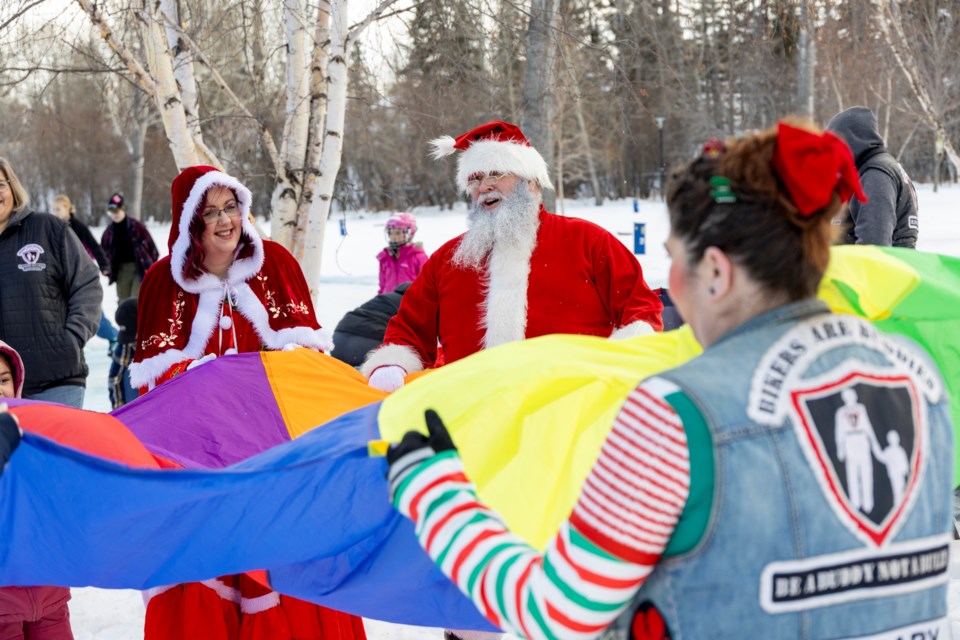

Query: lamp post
655 116 666 200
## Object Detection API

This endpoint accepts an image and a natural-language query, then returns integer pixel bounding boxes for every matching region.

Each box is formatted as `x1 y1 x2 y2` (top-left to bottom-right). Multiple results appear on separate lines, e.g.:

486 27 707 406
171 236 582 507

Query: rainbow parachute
0 246 957 630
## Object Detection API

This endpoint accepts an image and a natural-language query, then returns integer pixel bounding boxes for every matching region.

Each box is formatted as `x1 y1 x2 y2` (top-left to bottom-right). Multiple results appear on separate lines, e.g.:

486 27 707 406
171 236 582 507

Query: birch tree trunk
291 0 398 299
875 0 960 171
74 0 219 171
297 0 349 302
558 25 603 206
520 0 559 212
101 72 150 220
140 3 202 169
129 89 149 220
159 0 203 146
290 1 331 256
796 2 816 118
270 0 313 247
572 84 603 206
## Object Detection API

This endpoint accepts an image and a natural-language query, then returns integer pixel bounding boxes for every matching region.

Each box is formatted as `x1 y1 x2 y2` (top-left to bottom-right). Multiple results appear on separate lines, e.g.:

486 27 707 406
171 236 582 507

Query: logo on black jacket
791 370 924 546
17 243 47 272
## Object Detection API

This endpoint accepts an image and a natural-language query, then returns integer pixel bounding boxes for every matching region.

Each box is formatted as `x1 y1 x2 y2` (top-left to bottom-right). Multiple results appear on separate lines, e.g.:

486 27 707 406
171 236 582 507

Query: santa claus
362 121 663 392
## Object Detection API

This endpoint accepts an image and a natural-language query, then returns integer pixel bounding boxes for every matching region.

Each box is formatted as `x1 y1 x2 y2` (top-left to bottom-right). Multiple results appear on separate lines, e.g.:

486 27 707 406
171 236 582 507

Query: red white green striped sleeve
390 378 691 640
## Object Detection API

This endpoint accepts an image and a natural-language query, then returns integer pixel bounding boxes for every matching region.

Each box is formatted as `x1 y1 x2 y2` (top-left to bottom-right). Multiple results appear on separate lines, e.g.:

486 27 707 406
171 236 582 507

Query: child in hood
0 340 75 640
377 212 428 294
109 297 139 409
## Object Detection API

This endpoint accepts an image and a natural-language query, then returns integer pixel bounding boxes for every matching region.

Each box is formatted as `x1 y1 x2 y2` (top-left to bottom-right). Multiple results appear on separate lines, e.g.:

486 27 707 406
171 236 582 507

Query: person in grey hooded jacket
826 106 919 247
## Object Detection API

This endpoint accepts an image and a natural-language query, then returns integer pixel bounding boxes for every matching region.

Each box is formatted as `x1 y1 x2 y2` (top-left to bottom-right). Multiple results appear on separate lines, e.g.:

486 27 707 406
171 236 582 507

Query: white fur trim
610 320 657 340
169 171 265 294
456 139 554 192
240 590 281 614
129 281 332 389
128 288 224 388
481 223 539 350
429 135 457 159
201 578 242 604
231 283 333 352
360 343 424 379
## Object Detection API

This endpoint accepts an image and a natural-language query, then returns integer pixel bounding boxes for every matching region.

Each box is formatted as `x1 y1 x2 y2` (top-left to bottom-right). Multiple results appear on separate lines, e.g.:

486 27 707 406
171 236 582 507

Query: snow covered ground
70 184 960 638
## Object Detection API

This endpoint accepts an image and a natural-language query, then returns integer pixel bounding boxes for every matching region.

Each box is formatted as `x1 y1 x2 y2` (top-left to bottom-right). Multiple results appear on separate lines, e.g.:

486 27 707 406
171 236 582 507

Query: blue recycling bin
633 223 646 255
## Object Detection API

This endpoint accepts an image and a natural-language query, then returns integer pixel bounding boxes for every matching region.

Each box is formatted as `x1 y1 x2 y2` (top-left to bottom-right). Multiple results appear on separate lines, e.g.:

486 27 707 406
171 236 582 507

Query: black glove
386 409 457 503
0 413 21 470
386 409 456 465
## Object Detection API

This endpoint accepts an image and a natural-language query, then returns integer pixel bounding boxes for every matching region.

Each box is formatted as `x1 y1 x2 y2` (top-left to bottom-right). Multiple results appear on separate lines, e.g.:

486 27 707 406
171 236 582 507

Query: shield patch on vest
790 371 924 547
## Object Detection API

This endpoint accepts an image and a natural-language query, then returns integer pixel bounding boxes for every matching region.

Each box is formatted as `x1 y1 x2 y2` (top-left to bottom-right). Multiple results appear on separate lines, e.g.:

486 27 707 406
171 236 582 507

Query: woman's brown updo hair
666 118 844 301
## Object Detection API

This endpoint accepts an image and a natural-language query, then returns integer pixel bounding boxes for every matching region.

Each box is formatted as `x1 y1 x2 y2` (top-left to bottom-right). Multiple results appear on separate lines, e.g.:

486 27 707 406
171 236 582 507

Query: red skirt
144 576 366 640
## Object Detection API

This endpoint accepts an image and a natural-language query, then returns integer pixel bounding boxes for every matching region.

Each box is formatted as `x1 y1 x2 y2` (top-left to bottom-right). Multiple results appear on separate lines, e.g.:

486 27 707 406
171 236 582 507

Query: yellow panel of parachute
379 326 702 550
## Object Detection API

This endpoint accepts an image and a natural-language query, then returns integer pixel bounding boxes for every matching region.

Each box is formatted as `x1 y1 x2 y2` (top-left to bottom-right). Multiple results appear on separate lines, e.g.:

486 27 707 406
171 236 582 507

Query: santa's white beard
451 181 541 270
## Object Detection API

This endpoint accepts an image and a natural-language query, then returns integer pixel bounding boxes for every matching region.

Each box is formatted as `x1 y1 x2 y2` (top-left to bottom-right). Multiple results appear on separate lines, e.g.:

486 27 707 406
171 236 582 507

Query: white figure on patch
875 430 910 504
834 388 881 513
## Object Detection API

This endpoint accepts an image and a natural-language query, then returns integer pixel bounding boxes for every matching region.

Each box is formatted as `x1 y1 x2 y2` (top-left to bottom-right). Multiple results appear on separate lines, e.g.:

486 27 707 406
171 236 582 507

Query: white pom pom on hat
429 121 554 193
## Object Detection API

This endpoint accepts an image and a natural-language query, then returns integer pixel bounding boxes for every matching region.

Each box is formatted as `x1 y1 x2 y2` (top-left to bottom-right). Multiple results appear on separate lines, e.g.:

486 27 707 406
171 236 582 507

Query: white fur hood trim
361 343 425 379
169 170 264 295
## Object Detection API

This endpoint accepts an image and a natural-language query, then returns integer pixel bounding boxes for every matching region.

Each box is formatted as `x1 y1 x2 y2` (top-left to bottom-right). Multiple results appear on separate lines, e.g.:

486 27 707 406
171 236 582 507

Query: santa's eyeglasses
466 172 506 190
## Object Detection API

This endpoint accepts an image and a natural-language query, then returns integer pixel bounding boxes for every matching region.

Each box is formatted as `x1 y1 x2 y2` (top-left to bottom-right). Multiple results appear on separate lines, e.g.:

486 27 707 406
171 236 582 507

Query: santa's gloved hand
186 353 217 370
0 405 22 470
368 365 406 392
386 409 458 509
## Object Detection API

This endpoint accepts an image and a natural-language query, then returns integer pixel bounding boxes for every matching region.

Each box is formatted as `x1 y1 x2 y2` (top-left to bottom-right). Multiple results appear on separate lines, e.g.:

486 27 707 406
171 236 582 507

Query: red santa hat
430 121 554 193
168 165 264 294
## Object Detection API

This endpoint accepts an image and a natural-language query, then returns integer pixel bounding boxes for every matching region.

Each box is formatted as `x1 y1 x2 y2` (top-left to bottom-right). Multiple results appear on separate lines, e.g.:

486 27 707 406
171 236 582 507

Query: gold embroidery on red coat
257 273 309 319
142 291 185 350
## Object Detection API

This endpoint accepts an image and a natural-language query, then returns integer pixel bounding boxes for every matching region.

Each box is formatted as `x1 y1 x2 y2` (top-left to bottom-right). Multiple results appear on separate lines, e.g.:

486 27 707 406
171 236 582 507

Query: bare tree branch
0 0 49 34
73 0 158 95
161 14 282 176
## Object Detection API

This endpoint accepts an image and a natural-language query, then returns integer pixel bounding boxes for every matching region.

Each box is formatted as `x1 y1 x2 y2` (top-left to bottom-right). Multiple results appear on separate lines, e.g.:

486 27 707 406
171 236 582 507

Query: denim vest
607 300 953 640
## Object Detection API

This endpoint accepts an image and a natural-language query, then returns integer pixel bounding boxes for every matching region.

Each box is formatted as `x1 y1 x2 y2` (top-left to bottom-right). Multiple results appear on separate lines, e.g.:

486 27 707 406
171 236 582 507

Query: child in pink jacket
377 212 428 294
0 340 74 640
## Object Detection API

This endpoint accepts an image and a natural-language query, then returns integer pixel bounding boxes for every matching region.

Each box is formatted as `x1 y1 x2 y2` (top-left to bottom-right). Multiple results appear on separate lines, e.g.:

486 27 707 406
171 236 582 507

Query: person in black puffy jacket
331 282 410 367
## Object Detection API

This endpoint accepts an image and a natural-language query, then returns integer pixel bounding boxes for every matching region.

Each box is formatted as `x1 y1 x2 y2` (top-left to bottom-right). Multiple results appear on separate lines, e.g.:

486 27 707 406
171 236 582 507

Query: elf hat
429 121 554 193
168 165 264 293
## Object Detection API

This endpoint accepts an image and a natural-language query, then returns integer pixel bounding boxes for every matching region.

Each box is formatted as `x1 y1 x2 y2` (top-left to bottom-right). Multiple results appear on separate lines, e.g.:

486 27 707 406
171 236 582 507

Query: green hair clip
709 175 737 204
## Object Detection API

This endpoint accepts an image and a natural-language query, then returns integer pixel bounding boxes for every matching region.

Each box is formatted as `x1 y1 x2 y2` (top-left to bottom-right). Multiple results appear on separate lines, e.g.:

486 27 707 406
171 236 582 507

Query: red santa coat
362 207 663 376
131 241 329 390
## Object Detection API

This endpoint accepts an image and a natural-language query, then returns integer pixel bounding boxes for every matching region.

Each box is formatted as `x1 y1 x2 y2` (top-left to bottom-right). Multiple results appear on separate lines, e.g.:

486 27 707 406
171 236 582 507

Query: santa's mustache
452 182 540 270
475 191 505 207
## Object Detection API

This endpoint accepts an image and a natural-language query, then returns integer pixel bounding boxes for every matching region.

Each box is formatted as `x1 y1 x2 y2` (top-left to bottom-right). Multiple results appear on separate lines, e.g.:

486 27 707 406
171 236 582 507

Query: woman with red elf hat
383 119 954 640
